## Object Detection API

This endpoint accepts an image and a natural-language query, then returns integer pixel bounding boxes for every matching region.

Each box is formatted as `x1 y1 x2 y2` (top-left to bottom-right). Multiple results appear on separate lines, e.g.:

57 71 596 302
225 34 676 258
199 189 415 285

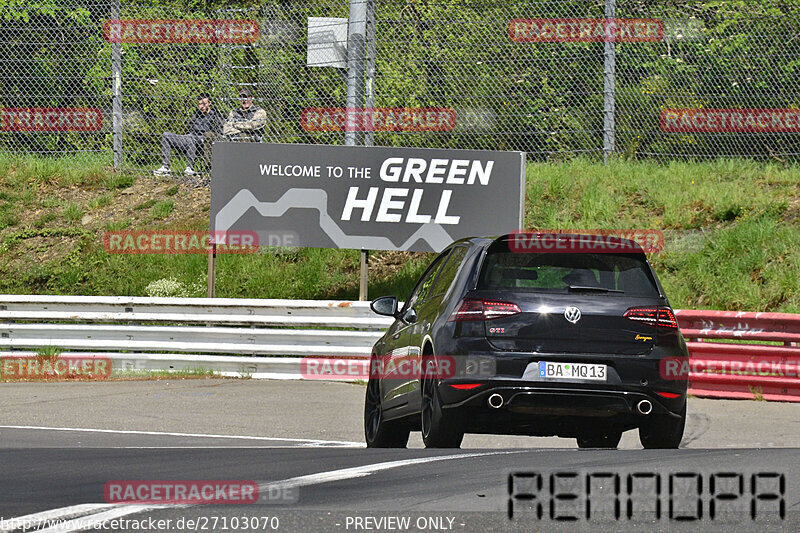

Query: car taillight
624 306 678 329
449 298 521 321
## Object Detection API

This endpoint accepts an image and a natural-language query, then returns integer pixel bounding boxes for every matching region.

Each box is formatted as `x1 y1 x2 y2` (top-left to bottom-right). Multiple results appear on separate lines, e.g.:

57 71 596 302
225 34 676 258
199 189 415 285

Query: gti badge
564 306 581 324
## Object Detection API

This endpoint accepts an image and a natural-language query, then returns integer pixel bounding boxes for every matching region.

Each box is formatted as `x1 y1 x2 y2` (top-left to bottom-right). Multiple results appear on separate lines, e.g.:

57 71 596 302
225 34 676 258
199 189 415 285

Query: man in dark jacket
154 93 224 176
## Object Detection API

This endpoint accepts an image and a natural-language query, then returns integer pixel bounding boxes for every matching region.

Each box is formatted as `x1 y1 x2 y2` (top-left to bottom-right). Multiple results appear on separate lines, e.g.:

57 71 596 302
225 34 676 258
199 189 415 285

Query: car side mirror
401 308 418 324
370 296 398 317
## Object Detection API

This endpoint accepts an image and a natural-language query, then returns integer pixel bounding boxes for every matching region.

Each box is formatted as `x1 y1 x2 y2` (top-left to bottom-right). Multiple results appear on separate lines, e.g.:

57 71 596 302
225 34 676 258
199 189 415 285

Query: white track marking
258 451 523 491
104 445 356 449
2 450 520 532
0 505 114 532
0 425 362 447
33 505 177 533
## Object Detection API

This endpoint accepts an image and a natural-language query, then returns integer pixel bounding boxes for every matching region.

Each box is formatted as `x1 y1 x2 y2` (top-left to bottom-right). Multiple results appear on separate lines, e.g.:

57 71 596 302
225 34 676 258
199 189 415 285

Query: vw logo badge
564 306 581 324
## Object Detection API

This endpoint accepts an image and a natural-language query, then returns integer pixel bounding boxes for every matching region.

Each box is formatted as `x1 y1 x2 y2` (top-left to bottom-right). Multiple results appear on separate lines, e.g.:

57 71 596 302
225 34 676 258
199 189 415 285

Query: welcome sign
210 143 525 252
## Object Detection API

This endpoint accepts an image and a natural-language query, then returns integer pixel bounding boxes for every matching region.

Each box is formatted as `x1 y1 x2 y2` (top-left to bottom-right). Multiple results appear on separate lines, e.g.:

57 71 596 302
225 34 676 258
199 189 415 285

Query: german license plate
537 361 607 381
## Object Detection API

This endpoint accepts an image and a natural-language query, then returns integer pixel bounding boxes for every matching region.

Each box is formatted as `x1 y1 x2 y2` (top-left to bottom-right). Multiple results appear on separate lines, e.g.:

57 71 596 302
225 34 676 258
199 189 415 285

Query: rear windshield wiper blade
567 285 624 293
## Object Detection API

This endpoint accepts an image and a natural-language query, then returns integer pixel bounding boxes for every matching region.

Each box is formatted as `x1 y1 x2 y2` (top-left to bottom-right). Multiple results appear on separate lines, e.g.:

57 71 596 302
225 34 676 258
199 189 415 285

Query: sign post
207 242 216 298
359 250 369 301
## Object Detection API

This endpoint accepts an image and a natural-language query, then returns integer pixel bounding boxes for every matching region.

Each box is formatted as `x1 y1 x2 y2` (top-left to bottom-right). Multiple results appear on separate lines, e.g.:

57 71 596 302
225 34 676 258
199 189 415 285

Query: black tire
639 403 686 449
421 370 464 448
364 375 410 448
576 429 623 449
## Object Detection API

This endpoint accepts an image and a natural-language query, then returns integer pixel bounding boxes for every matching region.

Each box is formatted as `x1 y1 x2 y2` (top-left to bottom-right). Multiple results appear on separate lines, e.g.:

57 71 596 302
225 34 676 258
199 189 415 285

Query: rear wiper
567 285 624 293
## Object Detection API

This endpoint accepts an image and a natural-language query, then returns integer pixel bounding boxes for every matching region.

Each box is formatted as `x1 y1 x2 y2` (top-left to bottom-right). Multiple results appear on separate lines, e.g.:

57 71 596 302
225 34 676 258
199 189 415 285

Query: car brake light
449 298 521 321
484 300 522 320
623 306 678 328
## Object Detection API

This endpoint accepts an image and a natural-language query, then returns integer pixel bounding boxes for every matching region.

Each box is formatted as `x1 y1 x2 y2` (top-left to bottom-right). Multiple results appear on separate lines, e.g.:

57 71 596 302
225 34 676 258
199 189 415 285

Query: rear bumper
445 383 682 416
435 341 688 416
438 381 686 436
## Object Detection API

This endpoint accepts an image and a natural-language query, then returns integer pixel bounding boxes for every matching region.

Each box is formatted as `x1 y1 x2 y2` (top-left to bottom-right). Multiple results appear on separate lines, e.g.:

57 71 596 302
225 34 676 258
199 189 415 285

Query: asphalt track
0 379 798 532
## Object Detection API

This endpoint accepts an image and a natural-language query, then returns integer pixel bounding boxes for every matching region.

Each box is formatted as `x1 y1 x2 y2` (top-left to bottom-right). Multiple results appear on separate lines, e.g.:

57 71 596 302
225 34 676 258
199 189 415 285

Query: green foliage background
1 0 800 161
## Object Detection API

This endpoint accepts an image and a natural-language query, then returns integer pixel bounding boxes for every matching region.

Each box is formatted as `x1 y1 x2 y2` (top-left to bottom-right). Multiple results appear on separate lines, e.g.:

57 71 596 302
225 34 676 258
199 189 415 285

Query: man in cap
203 87 267 170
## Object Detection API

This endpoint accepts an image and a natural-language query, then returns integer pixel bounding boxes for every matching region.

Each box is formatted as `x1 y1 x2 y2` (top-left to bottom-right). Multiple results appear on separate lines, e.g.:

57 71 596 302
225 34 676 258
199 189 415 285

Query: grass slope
1 154 799 312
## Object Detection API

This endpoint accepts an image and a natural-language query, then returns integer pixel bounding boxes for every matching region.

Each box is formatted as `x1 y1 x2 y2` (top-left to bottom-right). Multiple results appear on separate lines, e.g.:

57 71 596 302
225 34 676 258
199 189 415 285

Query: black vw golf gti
365 233 689 449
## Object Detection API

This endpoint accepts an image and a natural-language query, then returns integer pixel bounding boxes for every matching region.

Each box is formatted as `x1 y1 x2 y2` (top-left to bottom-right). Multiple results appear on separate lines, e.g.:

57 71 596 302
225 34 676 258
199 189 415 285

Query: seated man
154 93 223 176
203 87 267 171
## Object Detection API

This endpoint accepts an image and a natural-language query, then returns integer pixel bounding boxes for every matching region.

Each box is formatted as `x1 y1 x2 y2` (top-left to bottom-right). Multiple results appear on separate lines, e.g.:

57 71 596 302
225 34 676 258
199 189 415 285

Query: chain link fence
2 0 800 167
0 2 112 156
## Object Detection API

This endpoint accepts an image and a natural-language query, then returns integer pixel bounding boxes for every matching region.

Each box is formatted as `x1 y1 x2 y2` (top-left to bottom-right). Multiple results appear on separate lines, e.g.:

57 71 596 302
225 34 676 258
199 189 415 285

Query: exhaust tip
487 393 504 409
636 399 653 415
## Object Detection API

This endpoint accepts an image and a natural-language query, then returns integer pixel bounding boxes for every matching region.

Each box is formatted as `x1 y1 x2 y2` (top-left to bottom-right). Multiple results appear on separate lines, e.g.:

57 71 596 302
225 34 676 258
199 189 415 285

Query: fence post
360 0 377 302
111 0 123 169
603 0 616 164
364 0 376 149
346 0 369 301
345 0 366 148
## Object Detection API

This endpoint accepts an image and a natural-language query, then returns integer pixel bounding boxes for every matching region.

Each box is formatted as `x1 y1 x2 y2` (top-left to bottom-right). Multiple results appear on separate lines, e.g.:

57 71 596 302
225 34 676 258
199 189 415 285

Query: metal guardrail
1 324 380 356
0 296 390 377
2 297 799 401
0 295 393 328
676 310 800 403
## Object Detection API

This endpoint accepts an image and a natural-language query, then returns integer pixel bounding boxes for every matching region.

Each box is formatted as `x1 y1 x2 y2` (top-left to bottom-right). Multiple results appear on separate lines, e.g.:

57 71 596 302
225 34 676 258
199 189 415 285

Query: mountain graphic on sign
214 188 455 251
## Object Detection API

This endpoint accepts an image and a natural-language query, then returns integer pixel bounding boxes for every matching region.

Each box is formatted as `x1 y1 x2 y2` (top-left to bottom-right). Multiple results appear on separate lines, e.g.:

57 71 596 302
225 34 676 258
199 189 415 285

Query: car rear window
477 251 660 297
